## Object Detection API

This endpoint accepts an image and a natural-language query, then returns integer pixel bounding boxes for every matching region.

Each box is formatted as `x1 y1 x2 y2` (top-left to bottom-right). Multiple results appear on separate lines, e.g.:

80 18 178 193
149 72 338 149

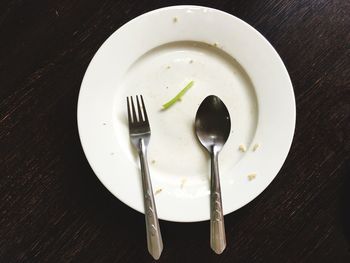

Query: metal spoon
195 95 231 254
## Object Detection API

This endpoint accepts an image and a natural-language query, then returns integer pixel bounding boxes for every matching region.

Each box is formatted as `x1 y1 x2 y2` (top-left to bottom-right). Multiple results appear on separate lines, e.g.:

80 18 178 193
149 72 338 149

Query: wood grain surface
0 0 349 262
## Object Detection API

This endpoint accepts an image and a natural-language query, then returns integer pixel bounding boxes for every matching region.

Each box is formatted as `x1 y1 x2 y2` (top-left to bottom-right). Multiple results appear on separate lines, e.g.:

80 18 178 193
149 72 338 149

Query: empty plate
77 5 296 222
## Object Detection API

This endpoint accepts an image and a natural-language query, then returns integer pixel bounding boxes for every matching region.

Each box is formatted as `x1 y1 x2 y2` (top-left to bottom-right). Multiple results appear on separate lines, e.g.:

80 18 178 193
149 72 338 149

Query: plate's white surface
77 6 295 222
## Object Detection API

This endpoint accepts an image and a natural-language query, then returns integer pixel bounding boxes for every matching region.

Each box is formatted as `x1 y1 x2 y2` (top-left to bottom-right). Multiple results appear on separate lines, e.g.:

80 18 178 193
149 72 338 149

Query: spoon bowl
195 95 231 153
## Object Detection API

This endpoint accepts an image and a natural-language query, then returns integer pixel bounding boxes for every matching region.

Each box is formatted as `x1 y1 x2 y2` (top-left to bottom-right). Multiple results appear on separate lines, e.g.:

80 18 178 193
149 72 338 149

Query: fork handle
210 150 226 254
138 139 163 260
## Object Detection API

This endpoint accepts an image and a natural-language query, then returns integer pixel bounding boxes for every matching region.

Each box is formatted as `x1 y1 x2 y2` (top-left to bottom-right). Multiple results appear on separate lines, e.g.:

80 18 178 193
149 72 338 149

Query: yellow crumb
173 17 178 23
180 178 187 189
154 188 162 195
151 160 156 164
248 173 256 181
252 143 260 151
239 144 246 152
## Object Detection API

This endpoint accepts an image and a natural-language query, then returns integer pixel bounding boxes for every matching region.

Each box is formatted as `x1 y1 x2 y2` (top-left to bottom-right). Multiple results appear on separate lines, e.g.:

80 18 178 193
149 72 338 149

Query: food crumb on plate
189 59 193 64
173 17 178 23
155 188 162 195
248 173 256 181
180 178 187 189
102 122 106 125
151 160 156 164
252 143 260 151
166 65 171 69
238 144 246 152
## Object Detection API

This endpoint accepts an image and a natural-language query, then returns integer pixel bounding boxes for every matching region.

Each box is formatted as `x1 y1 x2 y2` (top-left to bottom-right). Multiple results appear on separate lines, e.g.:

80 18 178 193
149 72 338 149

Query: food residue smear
155 188 162 195
180 178 187 189
252 143 260 151
248 173 256 181
238 144 246 152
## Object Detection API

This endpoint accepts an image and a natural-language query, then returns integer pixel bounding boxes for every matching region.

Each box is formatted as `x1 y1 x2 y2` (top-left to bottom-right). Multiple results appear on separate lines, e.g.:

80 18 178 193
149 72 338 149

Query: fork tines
126 95 149 125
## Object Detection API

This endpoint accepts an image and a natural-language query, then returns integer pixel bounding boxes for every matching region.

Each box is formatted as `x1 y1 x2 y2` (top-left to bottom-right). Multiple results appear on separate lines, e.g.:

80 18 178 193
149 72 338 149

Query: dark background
1 0 349 262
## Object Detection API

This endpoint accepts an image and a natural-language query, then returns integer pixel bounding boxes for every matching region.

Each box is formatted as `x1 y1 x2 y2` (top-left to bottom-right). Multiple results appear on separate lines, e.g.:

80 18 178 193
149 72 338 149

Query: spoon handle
210 151 226 254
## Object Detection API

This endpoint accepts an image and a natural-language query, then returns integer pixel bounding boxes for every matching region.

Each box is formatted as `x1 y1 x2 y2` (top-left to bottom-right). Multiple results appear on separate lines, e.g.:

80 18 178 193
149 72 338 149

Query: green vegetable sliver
162 81 194 109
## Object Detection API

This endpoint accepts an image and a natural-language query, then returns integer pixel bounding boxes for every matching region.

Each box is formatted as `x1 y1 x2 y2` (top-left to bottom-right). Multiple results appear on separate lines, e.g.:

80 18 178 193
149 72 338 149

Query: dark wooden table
1 0 349 262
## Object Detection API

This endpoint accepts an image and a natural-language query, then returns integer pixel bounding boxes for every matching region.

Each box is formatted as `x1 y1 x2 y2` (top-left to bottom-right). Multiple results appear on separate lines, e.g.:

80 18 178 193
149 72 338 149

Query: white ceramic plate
77 6 295 222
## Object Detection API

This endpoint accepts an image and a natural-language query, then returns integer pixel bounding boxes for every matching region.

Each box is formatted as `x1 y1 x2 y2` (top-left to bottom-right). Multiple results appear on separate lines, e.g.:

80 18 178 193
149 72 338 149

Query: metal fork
126 95 163 260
